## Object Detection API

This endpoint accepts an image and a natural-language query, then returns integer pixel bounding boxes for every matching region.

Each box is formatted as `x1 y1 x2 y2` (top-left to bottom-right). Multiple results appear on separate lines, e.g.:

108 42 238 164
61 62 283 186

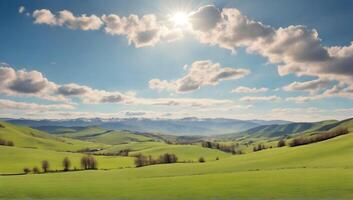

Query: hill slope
0 121 103 151
1 125 352 199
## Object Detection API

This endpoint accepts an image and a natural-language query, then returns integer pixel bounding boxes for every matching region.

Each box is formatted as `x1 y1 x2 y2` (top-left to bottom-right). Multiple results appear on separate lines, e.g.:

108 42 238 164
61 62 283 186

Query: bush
32 166 39 174
23 167 31 174
41 160 50 173
158 153 178 164
134 154 149 167
277 139 286 147
81 155 97 170
289 128 349 147
198 157 205 163
0 139 14 146
63 157 71 171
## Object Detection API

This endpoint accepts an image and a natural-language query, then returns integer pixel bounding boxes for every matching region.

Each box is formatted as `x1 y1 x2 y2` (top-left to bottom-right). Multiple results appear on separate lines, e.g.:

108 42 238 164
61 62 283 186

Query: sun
170 12 189 26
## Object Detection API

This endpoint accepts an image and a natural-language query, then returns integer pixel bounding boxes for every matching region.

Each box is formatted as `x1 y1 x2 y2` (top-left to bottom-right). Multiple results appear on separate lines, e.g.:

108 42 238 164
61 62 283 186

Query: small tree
198 157 205 163
32 166 39 174
41 160 50 173
62 157 71 171
81 155 97 170
23 167 31 174
277 139 286 147
134 154 148 167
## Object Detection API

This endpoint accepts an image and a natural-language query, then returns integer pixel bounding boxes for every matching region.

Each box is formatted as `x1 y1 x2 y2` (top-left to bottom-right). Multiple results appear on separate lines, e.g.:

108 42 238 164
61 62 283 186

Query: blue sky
0 0 353 121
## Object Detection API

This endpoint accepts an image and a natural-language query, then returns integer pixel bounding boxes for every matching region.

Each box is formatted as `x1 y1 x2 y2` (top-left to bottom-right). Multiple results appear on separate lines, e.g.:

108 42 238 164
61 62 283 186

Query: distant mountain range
3 117 292 136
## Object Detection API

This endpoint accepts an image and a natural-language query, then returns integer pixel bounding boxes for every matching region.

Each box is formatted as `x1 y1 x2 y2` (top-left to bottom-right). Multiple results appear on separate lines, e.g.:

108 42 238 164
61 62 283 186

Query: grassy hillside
221 120 338 139
99 141 230 161
0 146 134 174
1 130 352 199
0 121 104 151
46 126 155 145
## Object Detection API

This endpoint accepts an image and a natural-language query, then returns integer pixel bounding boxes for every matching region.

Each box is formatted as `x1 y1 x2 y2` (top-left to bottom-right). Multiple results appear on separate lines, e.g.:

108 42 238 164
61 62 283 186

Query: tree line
0 138 14 147
23 155 98 174
289 127 349 147
134 153 178 167
201 141 243 154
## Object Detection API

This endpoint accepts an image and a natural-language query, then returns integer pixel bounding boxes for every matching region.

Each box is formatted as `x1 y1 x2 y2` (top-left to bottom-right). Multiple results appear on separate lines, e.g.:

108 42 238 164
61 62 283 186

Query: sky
0 0 353 122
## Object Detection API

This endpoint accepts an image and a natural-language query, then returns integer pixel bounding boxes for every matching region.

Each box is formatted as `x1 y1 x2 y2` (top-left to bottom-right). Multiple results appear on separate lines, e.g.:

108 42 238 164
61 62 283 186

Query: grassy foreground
1 133 353 199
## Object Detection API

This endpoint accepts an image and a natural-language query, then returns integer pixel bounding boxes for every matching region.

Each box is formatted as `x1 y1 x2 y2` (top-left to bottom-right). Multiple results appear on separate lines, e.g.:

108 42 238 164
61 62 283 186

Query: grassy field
0 122 104 151
0 146 135 174
1 120 353 199
1 130 353 199
100 141 231 161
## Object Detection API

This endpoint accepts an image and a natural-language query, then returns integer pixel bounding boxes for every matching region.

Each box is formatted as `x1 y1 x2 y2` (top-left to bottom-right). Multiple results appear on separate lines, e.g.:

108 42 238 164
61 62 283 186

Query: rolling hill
220 119 340 139
5 117 291 136
1 123 352 199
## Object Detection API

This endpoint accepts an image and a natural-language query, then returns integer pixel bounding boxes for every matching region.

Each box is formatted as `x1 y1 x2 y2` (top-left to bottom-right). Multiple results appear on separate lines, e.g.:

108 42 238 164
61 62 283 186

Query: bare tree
41 160 50 173
81 155 97 170
63 157 71 171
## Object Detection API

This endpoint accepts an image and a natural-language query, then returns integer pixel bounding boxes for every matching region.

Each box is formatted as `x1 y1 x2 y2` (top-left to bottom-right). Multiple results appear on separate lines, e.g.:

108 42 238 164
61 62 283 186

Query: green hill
43 126 156 145
0 125 352 199
221 120 338 139
0 121 104 151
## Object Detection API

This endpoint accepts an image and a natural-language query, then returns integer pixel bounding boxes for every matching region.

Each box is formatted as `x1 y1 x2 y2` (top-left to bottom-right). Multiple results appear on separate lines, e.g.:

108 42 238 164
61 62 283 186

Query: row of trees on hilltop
289 128 349 147
23 155 98 174
201 141 243 154
134 153 178 167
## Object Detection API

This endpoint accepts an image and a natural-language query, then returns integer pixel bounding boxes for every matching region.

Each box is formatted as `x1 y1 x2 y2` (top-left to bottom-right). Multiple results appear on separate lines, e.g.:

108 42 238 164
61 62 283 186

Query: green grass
56 126 154 145
0 122 104 151
0 146 135 174
1 120 353 199
100 141 230 161
1 131 353 199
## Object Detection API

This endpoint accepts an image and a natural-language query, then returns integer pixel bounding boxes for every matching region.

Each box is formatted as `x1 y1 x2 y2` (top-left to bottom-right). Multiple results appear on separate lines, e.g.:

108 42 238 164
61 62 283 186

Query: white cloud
149 60 249 93
187 5 353 99
102 14 182 47
0 99 74 111
18 6 25 14
240 95 281 102
0 66 63 101
283 78 331 94
32 9 103 30
231 86 268 93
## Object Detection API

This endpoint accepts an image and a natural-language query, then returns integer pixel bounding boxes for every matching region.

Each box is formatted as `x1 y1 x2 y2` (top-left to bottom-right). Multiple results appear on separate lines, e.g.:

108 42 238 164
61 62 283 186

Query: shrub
23 167 31 174
62 157 71 171
41 160 50 173
134 154 149 167
277 139 286 147
32 166 39 174
198 157 205 163
158 153 178 164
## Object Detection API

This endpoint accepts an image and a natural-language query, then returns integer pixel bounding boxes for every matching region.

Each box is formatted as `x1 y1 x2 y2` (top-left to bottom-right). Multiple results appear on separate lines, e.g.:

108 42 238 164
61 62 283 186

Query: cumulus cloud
102 13 182 47
283 78 331 94
187 5 353 99
33 9 103 30
1 64 240 108
0 99 74 111
240 95 281 102
149 60 249 93
231 86 268 93
0 66 62 101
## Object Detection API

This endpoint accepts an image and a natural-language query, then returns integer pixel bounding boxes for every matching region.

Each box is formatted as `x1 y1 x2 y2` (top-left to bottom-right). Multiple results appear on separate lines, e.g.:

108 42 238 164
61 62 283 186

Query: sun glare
170 12 189 26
